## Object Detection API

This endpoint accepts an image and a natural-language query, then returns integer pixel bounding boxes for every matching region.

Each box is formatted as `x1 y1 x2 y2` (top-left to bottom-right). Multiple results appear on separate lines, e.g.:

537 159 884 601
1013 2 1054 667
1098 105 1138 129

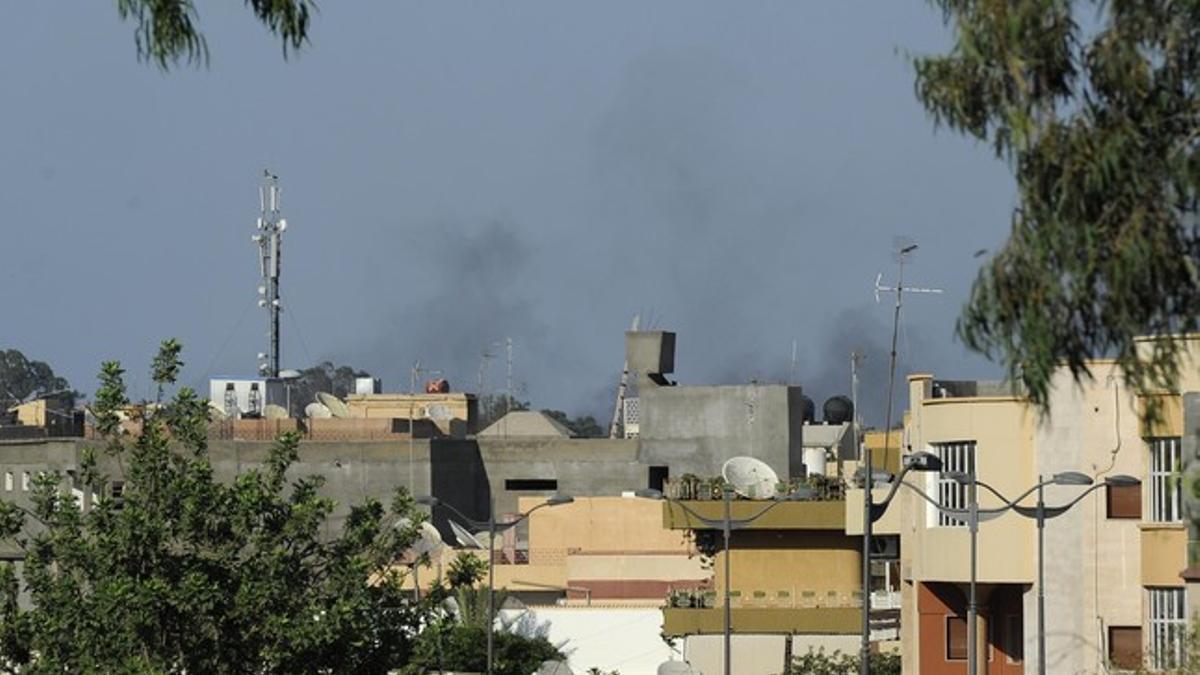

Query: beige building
896 341 1200 674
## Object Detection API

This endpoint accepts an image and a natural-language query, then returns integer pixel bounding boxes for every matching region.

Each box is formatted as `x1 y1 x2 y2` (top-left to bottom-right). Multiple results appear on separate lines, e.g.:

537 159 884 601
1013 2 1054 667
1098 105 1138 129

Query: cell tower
253 171 287 378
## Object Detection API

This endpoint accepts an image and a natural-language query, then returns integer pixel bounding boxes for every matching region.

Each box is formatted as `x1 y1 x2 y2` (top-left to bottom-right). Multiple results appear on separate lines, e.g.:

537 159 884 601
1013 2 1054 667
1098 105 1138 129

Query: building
896 338 1200 674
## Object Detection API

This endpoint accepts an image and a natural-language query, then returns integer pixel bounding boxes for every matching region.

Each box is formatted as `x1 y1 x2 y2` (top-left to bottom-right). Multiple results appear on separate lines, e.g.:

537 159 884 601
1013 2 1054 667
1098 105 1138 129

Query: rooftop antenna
789 339 799 386
860 240 942 675
253 171 287 378
609 314 641 438
504 338 514 439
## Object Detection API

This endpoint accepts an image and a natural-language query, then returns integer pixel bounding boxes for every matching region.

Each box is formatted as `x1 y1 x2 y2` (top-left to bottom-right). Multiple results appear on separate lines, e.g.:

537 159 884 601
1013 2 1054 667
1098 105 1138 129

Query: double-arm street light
417 493 575 675
636 484 813 675
859 450 943 674
946 472 1140 675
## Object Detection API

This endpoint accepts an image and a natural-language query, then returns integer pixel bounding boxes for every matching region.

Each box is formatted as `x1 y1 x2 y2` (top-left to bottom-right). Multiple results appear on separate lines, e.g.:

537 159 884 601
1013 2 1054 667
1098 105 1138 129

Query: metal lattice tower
253 171 287 378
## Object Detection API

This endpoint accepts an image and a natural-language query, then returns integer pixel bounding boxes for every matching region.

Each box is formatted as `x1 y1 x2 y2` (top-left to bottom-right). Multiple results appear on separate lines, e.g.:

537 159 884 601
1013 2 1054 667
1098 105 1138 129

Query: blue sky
0 2 1015 422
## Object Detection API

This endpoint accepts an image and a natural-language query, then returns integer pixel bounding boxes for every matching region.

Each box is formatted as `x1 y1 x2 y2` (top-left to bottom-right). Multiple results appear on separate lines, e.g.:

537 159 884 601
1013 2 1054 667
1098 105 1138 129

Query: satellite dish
316 392 352 418
722 456 780 499
657 661 701 675
424 404 453 421
208 401 229 420
538 661 575 675
263 404 288 420
450 519 486 550
305 402 332 419
278 369 302 380
395 518 445 557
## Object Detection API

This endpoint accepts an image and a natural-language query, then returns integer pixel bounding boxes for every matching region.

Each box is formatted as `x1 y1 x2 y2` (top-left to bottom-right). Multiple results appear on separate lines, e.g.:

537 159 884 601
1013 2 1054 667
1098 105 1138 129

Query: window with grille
1149 587 1186 670
1149 437 1182 523
934 441 975 527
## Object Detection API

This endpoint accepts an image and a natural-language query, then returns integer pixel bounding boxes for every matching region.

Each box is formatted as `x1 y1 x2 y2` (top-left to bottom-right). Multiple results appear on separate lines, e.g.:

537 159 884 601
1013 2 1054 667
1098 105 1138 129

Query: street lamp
636 484 813 675
417 493 574 675
857 449 943 671
948 472 1140 675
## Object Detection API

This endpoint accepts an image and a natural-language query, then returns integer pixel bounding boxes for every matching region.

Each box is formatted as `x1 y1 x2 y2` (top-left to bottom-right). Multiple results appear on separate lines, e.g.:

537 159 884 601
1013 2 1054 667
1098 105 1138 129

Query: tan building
896 341 1200 674
658 491 865 675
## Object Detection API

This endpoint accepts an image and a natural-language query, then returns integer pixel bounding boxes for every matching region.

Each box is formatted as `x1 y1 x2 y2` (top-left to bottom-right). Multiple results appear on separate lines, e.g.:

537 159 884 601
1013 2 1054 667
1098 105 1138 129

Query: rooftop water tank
823 395 854 425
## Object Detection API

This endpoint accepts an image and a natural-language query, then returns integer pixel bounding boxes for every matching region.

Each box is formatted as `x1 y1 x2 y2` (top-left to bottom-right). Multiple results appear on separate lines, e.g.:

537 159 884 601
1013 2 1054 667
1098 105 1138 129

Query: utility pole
862 243 942 675
254 171 287 378
504 338 513 439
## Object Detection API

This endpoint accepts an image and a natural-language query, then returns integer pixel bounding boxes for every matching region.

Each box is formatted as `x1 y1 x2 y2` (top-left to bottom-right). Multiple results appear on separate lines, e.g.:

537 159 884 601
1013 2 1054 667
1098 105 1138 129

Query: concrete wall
499 606 673 675
683 633 861 675
639 384 805 481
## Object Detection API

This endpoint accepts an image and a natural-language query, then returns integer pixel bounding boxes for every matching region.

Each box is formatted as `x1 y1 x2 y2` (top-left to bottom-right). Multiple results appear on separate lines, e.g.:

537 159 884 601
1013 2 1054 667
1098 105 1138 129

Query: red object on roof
424 379 450 394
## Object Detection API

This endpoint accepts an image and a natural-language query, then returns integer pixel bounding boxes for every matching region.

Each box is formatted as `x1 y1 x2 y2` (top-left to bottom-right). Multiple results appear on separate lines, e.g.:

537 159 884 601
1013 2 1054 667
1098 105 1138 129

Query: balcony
662 500 846 531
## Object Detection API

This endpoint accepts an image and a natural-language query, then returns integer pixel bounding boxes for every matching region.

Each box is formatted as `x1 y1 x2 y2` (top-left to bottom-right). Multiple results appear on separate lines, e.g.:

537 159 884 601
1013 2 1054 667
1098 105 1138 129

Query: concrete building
895 339 1200 674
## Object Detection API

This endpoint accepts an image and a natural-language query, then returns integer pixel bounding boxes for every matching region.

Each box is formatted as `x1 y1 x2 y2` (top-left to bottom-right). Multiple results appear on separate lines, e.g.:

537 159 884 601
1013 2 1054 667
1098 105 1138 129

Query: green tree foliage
445 550 488 589
114 0 313 69
541 409 606 438
914 1 1200 411
399 554 564 675
783 648 900 675
292 361 369 413
478 394 530 430
0 349 72 409
0 340 424 673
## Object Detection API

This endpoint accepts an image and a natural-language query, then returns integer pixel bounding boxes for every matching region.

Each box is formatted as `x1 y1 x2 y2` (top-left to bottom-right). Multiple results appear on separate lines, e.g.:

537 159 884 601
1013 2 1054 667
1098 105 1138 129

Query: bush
784 647 900 675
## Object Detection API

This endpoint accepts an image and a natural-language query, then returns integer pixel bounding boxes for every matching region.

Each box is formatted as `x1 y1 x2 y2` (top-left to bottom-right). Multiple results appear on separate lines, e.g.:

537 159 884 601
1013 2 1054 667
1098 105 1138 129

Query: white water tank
802 447 827 476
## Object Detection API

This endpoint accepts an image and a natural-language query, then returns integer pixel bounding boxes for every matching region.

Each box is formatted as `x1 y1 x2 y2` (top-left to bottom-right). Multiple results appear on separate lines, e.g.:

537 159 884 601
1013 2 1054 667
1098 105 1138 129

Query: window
1107 482 1142 519
21 472 30 492
1149 587 1186 670
1150 438 1182 523
945 615 968 660
3 472 11 492
934 441 975 527
504 479 557 491
1109 626 1142 670
648 466 668 493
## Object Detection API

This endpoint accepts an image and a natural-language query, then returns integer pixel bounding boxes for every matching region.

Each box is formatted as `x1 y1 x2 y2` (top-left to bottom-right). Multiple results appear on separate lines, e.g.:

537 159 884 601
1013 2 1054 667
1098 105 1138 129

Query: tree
114 0 313 69
541 409 606 438
0 349 73 409
478 394 530 430
913 2 1200 412
0 340 424 673
400 552 565 675
289 361 369 414
783 648 900 675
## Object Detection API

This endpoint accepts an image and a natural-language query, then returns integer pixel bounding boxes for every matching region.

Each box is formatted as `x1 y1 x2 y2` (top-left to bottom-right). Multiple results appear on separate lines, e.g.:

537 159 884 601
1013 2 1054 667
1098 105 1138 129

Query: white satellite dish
722 456 780 499
208 401 228 420
263 404 288 420
316 392 352 418
395 518 445 557
305 402 332 419
424 403 453 421
657 661 701 675
449 519 486 550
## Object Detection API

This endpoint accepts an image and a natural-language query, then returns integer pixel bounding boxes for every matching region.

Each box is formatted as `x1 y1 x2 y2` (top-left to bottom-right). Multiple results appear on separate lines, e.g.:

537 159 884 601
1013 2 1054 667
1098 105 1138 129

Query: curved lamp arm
1011 482 1107 520
893 480 1009 524
417 496 487 531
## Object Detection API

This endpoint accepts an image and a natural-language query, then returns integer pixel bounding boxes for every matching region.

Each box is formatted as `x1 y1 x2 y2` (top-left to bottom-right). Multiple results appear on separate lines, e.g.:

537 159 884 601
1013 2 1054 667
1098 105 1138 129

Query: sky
0 2 1017 424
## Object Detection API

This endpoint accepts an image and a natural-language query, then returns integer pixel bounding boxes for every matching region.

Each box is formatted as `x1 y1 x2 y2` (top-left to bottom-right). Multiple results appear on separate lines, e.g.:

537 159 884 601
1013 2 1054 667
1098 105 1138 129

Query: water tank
800 395 816 423
823 395 854 425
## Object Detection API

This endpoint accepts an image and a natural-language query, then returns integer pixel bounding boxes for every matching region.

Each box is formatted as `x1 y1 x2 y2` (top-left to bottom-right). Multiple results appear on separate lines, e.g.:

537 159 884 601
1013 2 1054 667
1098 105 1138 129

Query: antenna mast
254 171 287 378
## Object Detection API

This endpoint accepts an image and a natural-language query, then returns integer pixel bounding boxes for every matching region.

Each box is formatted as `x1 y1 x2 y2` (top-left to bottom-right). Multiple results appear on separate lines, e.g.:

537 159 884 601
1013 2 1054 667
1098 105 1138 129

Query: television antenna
253 171 288 378
860 241 942 674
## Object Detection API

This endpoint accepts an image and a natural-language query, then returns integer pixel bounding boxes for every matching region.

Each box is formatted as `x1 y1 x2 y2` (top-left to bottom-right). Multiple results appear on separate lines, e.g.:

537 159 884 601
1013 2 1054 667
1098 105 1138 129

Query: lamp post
856 450 943 668
417 493 574 675
951 472 1140 675
636 485 813 675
